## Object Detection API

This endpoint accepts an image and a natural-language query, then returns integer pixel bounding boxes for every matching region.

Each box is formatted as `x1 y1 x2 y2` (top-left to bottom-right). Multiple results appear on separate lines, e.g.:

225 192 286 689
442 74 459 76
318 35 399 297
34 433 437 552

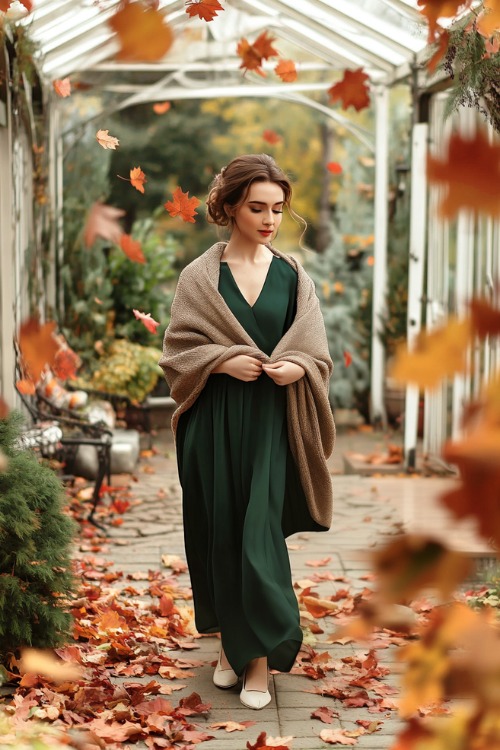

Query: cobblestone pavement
92 430 490 750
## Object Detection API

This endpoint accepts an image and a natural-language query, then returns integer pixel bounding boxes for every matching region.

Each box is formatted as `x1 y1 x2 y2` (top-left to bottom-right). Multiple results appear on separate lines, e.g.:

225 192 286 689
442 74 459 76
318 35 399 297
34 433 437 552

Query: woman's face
230 181 284 245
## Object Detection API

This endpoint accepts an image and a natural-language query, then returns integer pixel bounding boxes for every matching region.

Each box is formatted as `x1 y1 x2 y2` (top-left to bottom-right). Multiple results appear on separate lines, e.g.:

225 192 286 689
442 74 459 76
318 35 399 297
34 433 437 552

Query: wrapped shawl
159 241 335 530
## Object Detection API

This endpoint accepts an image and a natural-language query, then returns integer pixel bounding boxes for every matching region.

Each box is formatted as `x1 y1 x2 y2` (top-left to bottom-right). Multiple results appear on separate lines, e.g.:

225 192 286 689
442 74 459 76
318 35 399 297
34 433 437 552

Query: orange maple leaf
19 318 60 384
108 2 174 62
327 162 343 174
120 234 146 263
427 128 500 219
153 101 171 114
133 309 160 333
417 0 472 41
53 78 71 97
96 129 120 149
477 0 500 37
185 0 224 22
275 59 297 82
16 379 36 395
84 203 125 247
237 31 279 76
130 167 146 193
328 68 371 112
262 129 281 145
164 186 201 223
53 347 80 380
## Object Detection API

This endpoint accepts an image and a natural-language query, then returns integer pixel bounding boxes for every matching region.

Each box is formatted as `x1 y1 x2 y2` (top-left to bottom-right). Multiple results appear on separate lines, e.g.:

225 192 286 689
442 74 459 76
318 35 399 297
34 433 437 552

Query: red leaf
343 351 353 368
135 697 173 715
262 129 282 144
185 0 224 21
153 101 171 114
237 31 279 76
177 691 211 715
53 78 71 97
53 347 79 380
133 309 160 333
327 162 343 174
275 59 297 82
120 234 146 263
311 706 339 724
164 186 201 223
19 318 59 384
328 68 370 112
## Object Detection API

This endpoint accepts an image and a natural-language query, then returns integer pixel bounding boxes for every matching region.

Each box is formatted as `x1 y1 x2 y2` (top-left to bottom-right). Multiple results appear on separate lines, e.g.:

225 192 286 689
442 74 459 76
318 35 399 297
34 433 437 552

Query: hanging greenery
436 9 500 132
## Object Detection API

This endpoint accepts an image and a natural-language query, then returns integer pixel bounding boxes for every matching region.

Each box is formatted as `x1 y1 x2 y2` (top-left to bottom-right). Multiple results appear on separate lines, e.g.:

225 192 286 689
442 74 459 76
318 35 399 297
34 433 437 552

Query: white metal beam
404 123 428 468
370 84 390 426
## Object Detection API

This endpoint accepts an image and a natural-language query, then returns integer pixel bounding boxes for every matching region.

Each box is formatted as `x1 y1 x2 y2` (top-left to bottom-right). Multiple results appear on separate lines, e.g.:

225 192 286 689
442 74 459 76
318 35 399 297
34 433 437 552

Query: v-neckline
221 256 275 309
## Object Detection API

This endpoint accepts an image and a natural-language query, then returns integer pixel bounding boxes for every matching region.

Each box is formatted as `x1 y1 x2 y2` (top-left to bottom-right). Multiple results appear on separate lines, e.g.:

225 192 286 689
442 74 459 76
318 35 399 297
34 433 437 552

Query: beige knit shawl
159 241 335 530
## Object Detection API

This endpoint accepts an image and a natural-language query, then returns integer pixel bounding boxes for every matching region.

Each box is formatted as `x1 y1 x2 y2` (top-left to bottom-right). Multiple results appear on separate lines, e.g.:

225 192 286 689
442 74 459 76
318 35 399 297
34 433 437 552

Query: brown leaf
306 557 332 567
130 166 147 193
19 648 83 684
109 2 174 62
275 59 297 82
210 720 256 732
185 0 224 21
83 202 125 248
328 68 370 111
311 706 339 724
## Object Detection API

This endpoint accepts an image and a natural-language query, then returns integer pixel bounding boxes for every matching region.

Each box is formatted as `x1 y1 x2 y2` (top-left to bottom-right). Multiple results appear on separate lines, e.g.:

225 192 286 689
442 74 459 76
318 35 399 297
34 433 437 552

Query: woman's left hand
262 361 305 386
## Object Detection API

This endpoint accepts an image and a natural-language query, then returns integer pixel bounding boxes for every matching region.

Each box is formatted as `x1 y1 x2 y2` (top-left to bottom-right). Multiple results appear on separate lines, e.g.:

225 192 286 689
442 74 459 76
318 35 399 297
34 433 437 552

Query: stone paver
89 428 492 750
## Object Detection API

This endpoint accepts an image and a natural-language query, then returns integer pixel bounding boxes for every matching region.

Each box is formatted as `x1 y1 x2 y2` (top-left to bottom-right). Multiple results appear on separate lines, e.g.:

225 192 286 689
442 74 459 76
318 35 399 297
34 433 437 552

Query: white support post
404 123 428 468
370 84 390 426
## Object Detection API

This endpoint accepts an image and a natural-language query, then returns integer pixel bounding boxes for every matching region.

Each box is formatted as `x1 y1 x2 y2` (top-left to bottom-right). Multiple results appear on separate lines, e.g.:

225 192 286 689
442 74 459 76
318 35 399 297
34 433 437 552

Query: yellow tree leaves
328 68 371 112
109 1 173 62
427 129 500 219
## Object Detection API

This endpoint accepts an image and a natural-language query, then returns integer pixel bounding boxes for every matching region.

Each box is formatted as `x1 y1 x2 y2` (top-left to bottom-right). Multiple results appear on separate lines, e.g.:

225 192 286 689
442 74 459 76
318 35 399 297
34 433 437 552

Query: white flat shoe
213 650 239 689
239 668 271 709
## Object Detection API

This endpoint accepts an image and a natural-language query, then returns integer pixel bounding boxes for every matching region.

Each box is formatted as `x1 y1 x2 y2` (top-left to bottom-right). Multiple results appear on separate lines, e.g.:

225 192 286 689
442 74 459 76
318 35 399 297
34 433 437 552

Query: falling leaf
427 128 500 218
84 203 125 248
343 351 353 368
427 29 450 72
133 309 160 333
390 318 472 389
153 101 171 114
328 68 370 111
53 347 79 380
237 30 279 76
16 378 36 395
417 0 472 41
275 59 297 82
164 186 201 223
108 2 174 62
19 318 59 384
130 166 147 193
210 721 256 732
373 535 472 602
477 0 500 36
19 649 83 684
470 298 500 338
120 234 146 263
185 0 224 21
96 129 120 149
327 162 343 174
263 129 282 144
53 78 71 97
319 728 358 745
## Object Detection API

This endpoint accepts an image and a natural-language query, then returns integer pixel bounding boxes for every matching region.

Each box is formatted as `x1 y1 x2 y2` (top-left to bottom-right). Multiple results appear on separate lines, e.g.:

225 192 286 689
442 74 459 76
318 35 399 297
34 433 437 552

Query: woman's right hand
212 355 263 382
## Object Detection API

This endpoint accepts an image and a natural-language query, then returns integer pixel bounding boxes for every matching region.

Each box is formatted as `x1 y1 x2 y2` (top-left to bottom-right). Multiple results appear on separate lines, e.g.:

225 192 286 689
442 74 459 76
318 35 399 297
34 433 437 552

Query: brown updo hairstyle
206 153 307 242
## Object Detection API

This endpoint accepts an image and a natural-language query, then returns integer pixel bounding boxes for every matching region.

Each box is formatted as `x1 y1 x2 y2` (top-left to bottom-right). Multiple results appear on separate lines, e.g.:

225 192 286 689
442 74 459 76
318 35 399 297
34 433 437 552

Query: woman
159 154 335 710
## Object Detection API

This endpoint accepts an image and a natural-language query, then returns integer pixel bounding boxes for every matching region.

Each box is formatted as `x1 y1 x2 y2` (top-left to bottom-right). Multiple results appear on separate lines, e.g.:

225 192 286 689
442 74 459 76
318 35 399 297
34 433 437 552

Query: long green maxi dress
176 254 314 677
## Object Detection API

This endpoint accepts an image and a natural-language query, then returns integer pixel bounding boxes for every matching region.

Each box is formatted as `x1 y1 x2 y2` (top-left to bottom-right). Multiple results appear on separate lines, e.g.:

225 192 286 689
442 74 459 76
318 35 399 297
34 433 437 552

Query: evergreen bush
0 412 76 660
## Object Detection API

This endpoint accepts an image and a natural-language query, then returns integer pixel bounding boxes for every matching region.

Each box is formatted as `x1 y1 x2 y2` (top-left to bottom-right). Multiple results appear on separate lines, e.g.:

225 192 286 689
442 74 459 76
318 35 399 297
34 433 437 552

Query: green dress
176 254 314 676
